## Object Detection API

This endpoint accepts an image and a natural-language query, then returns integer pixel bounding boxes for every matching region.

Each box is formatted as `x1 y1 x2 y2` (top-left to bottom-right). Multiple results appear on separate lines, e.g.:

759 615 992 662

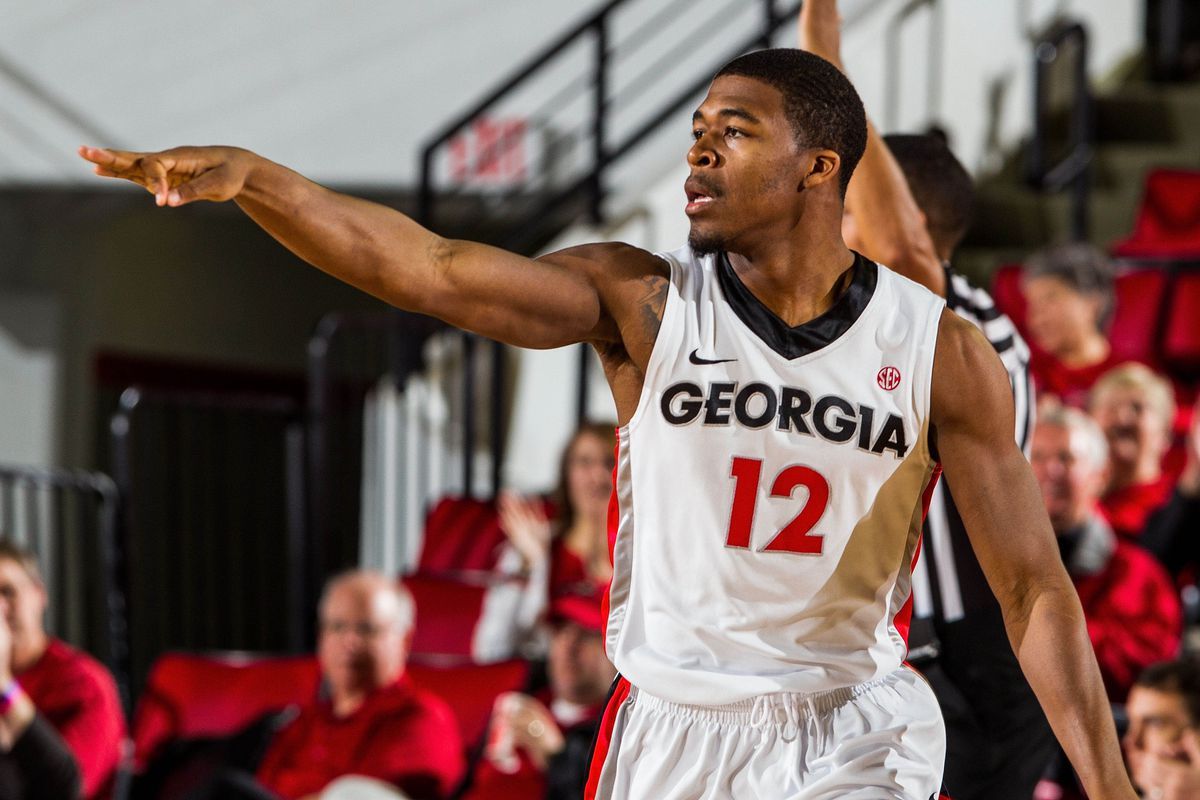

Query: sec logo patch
877 366 901 391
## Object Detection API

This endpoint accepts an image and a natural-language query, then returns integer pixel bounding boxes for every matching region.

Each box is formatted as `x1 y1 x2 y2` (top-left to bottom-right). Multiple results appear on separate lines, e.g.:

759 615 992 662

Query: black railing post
1070 24 1092 241
576 343 591 425
95 478 131 713
591 19 610 225
1029 22 1092 242
306 316 339 629
489 341 505 499
761 0 780 48
418 148 436 229
461 332 477 496
109 388 141 711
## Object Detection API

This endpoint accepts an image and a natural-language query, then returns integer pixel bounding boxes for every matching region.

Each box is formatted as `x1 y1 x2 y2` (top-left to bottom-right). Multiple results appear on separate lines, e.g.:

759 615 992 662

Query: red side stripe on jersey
600 435 621 643
584 675 632 800
894 464 943 645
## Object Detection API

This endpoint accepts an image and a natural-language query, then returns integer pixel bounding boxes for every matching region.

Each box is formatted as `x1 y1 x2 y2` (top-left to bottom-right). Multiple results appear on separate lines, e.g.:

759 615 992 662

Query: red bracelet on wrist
0 680 22 715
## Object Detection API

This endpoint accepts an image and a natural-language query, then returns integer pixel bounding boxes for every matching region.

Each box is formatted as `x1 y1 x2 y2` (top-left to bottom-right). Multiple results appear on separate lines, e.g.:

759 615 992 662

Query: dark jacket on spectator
0 714 82 799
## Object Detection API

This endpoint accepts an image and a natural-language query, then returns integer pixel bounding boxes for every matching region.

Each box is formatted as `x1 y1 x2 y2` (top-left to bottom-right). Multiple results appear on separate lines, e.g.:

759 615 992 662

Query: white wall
0 293 59 467
0 0 608 185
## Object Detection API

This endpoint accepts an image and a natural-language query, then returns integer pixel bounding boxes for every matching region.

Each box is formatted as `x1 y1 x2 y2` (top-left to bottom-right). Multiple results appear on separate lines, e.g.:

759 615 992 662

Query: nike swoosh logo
689 348 737 365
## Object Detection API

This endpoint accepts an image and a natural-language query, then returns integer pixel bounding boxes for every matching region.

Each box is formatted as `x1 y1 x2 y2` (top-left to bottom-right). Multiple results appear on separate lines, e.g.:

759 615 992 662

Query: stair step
1092 142 1200 189
1095 84 1200 145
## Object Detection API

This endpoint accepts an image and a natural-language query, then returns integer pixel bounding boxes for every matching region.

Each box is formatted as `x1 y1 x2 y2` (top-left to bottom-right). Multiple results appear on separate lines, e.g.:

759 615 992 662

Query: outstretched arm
798 0 945 295
931 310 1135 799
78 145 655 350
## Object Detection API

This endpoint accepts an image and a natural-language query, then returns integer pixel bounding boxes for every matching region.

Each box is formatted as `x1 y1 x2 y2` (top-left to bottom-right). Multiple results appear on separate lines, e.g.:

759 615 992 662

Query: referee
800 7 1051 797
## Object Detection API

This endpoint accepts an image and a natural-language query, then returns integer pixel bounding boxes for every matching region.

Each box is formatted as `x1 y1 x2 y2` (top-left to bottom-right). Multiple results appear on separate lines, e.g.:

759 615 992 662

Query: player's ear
799 149 841 192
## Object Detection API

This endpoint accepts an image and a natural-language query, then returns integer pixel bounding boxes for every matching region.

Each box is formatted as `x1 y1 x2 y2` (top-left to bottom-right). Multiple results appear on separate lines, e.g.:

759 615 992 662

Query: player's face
548 620 616 706
566 432 615 522
1124 686 1194 786
685 75 808 255
1023 275 1105 356
318 582 407 698
1030 423 1106 533
1091 385 1171 472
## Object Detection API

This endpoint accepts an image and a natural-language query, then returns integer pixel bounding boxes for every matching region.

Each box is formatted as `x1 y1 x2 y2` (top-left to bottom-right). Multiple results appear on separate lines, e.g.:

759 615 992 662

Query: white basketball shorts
585 666 946 800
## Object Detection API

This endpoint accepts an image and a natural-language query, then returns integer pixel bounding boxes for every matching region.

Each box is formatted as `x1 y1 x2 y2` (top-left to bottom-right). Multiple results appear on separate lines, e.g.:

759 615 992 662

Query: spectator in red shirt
0 539 125 800
1091 363 1178 539
255 571 464 800
465 591 615 800
1022 242 1121 407
1031 407 1181 701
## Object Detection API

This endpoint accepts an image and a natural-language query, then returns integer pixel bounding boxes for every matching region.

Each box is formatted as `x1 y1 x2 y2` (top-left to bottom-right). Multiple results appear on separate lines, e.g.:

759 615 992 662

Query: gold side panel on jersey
799 420 935 639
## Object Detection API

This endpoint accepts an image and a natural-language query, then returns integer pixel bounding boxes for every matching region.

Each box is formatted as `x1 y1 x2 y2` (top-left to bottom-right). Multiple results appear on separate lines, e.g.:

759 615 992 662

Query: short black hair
1135 659 1200 727
1023 242 1116 328
715 48 866 195
883 133 975 255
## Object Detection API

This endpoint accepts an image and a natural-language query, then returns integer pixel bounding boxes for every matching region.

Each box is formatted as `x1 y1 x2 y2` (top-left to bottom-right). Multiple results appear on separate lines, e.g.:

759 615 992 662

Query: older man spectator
0 539 125 800
253 571 464 800
1124 659 1200 799
1023 243 1122 407
1031 407 1181 701
1091 363 1178 539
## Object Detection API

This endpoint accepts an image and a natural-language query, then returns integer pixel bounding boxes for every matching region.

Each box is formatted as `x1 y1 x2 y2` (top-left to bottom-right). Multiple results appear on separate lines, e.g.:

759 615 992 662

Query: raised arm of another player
798 0 945 296
78 146 664 354
930 310 1135 799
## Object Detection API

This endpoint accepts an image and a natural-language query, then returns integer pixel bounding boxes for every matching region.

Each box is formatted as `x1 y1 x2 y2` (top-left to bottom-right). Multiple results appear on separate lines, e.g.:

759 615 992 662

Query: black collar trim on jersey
716 251 878 359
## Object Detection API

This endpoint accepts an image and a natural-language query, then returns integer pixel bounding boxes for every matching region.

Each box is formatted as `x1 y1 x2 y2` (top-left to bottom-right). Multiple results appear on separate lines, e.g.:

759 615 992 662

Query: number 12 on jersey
726 457 830 555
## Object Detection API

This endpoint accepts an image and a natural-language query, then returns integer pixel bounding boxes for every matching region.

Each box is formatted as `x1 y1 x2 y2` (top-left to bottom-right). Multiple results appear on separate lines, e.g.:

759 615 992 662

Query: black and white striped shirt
911 264 1034 627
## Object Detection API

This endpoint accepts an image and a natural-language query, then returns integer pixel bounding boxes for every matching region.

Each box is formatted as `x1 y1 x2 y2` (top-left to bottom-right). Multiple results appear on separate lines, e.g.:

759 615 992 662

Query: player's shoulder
934 308 1006 376
538 241 667 280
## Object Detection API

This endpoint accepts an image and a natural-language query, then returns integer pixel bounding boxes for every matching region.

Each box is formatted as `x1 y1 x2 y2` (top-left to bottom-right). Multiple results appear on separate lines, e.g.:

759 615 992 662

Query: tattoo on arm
636 274 669 347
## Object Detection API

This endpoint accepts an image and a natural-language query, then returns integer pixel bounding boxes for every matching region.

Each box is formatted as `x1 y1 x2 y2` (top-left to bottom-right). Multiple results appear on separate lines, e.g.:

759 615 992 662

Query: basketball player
798 4 1055 797
79 48 1134 798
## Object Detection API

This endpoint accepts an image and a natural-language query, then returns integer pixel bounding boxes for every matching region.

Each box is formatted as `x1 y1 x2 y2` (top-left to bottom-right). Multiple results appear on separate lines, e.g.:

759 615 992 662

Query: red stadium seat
1161 271 1200 373
404 572 491 657
420 495 557 574
420 497 508 573
1109 268 1170 365
406 658 530 747
132 652 321 769
990 263 1029 337
1113 168 1200 260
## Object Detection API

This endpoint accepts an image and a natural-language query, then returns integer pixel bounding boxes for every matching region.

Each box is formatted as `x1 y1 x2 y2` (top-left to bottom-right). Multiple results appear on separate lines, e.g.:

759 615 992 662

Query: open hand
491 692 564 770
498 491 553 568
78 145 254 207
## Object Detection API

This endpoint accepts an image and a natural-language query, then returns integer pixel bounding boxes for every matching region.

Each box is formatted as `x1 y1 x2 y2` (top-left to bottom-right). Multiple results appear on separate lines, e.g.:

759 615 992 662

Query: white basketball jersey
605 245 946 705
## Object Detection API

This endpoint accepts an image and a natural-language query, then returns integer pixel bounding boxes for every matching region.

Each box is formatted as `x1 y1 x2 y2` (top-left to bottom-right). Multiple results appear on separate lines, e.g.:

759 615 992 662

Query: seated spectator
1091 363 1178 539
0 539 125 800
1143 397 1200 578
1124 659 1200 799
1031 407 1181 701
252 571 464 800
476 423 615 660
1023 243 1121 407
465 591 615 800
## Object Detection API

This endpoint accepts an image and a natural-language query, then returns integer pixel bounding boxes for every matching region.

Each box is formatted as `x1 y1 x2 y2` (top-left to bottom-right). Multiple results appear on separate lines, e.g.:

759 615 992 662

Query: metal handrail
417 0 817 246
1028 20 1093 241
